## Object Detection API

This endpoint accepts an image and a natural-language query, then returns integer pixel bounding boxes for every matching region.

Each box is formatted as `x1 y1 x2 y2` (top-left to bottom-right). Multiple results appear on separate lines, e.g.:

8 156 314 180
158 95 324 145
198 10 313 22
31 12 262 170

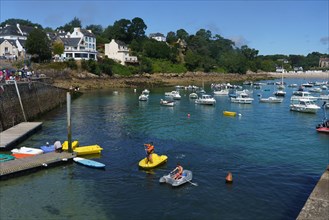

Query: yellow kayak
74 145 103 156
223 111 237 117
139 153 168 169
62 140 79 151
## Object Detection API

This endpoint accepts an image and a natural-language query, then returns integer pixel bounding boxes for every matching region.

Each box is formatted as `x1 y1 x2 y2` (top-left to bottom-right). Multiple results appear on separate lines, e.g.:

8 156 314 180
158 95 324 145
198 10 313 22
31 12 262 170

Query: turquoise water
1 78 328 219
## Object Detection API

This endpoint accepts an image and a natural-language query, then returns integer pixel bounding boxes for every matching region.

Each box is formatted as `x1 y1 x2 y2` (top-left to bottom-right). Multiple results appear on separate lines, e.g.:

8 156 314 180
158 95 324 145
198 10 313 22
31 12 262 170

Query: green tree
25 29 52 62
52 40 64 56
85 24 103 36
176 29 189 41
166 31 177 44
104 19 131 43
57 17 82 32
143 40 173 60
129 17 147 41
240 45 259 60
0 18 43 29
184 50 202 71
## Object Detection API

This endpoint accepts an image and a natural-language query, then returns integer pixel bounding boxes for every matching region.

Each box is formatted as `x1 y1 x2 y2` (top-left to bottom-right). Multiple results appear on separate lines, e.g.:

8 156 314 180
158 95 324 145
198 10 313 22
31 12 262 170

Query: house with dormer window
0 24 33 59
104 39 138 65
58 27 97 60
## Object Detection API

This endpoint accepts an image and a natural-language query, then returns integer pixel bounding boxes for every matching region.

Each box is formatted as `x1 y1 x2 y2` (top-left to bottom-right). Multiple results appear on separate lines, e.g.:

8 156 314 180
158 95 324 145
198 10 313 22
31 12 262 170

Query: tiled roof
149 33 165 38
0 24 35 37
19 26 35 35
0 25 21 36
0 39 16 46
80 29 95 38
61 38 80 47
17 39 26 47
115 40 127 47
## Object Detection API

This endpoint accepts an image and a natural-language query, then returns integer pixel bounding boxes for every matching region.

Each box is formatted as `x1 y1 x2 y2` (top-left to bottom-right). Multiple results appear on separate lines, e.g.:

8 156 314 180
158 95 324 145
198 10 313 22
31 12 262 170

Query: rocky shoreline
51 72 276 90
51 71 329 91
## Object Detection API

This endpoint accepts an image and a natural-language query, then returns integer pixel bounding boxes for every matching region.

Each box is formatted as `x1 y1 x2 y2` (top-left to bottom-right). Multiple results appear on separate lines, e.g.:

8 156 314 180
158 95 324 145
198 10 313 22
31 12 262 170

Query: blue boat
40 145 55 153
73 157 105 168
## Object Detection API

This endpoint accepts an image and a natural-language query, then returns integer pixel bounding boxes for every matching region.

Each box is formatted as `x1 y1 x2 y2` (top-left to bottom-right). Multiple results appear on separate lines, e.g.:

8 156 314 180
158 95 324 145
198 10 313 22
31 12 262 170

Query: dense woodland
1 17 328 76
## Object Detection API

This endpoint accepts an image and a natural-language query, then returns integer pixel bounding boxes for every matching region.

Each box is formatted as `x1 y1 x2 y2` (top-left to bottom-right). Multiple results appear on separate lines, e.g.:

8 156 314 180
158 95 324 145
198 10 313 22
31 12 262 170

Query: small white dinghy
73 157 105 169
159 170 196 187
11 146 43 155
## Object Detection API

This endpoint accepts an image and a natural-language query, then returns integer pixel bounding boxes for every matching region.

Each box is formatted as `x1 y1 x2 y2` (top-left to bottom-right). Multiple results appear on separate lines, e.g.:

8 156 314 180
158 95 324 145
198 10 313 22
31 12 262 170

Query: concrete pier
297 165 329 220
0 122 42 150
0 152 76 180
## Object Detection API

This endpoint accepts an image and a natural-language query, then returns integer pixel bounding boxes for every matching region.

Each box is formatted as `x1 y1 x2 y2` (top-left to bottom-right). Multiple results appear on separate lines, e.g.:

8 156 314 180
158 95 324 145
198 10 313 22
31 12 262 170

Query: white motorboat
230 92 254 104
318 95 329 100
213 89 229 96
165 91 181 100
138 94 148 101
160 99 175 106
309 88 322 93
291 91 318 101
189 93 198 99
273 90 286 97
195 94 216 105
288 84 298 87
290 99 321 113
302 83 313 88
259 96 283 103
142 89 150 95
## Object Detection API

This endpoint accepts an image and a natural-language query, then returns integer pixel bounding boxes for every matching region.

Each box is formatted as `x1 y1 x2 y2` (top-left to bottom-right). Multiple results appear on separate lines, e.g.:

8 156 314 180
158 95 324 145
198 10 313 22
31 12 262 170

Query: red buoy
225 172 233 183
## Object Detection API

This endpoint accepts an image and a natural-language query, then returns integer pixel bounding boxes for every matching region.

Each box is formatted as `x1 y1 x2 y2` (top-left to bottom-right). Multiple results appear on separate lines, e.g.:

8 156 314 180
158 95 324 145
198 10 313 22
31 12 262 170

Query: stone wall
0 82 68 132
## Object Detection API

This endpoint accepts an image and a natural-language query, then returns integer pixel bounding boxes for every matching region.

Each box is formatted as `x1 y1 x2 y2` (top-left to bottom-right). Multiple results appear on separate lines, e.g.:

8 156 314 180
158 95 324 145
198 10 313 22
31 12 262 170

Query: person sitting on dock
144 142 154 163
172 163 184 180
54 141 62 153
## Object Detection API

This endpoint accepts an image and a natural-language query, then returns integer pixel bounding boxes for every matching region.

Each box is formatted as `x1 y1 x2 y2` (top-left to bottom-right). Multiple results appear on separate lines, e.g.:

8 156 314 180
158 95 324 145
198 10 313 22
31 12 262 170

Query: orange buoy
225 172 233 183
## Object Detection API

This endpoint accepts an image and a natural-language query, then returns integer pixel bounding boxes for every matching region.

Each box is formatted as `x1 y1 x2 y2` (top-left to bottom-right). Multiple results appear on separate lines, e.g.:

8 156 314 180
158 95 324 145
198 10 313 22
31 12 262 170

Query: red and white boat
11 147 43 156
316 119 329 134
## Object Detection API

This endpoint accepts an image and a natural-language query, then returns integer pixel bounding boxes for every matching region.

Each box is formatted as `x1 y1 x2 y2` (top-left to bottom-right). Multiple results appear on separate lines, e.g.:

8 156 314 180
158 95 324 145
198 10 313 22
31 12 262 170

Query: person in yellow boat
144 142 154 163
172 163 183 180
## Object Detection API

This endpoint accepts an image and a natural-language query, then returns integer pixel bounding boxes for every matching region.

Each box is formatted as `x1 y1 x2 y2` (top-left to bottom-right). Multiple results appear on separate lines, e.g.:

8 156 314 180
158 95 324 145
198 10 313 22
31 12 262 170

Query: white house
149 33 166 42
58 27 97 60
319 58 329 68
104 39 138 65
0 24 33 58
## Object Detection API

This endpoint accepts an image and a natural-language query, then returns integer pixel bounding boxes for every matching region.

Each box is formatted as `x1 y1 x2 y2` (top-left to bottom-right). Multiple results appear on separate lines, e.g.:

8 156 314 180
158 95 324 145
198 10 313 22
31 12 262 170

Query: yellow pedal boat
62 140 79 151
73 145 103 156
139 153 168 169
223 111 237 117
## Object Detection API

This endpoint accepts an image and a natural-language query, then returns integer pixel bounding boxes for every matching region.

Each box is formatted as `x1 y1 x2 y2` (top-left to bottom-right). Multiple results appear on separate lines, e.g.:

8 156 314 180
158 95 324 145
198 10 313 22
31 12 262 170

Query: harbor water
1 78 328 220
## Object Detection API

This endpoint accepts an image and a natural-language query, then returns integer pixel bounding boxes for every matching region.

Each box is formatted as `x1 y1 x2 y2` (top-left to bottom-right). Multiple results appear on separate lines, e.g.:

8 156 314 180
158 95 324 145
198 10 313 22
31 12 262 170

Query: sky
0 0 328 56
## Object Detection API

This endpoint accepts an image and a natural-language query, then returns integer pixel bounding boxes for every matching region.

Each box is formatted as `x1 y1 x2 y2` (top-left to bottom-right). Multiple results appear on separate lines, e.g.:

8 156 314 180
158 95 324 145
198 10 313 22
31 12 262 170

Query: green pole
67 92 72 153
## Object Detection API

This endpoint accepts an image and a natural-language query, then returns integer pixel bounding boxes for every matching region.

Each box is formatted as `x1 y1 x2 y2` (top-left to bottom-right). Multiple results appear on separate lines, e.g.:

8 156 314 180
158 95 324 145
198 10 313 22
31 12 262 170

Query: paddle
184 178 198 186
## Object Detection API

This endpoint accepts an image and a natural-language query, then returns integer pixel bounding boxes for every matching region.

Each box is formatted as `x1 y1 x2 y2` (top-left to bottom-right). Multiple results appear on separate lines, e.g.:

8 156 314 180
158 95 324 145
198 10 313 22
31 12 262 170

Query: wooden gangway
0 152 76 180
0 122 42 149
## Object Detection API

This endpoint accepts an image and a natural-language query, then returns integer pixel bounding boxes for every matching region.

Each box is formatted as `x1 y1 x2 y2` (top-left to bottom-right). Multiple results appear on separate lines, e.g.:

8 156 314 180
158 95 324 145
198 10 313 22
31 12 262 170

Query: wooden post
67 92 72 153
14 81 27 122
